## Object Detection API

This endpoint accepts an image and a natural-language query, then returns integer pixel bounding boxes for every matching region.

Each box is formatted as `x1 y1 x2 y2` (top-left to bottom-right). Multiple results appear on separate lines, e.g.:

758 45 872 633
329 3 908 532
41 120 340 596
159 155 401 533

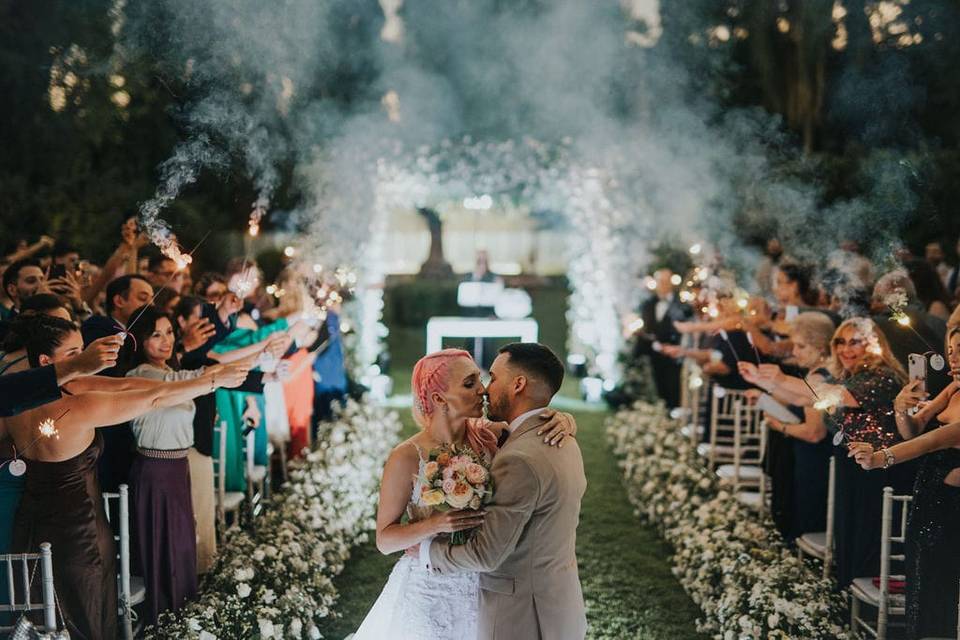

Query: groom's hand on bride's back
536 409 577 447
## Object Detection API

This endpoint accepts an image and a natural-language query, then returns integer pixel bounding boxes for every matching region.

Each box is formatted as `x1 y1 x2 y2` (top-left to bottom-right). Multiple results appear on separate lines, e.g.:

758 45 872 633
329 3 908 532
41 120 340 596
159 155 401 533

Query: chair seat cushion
716 464 764 480
796 532 827 558
129 576 146 605
220 491 244 510
850 577 906 612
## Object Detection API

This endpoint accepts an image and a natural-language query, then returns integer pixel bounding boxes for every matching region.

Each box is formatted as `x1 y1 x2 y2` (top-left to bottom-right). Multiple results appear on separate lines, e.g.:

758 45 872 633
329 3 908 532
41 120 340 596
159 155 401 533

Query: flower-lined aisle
607 402 851 640
145 399 401 640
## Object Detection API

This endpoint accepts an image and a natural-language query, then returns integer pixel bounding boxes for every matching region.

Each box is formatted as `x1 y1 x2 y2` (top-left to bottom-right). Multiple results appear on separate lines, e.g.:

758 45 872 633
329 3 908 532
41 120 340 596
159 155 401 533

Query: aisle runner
608 401 851 639
145 399 400 640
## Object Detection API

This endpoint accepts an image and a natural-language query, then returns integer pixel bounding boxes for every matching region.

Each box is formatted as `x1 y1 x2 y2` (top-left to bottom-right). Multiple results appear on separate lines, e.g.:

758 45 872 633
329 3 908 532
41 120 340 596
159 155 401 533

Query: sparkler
2 409 69 477
888 307 941 355
718 329 746 361
126 229 213 334
744 331 762 365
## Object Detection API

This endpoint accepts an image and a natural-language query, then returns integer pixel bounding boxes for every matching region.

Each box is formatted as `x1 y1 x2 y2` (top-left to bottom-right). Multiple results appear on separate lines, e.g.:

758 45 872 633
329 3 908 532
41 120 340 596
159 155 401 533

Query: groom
420 342 587 640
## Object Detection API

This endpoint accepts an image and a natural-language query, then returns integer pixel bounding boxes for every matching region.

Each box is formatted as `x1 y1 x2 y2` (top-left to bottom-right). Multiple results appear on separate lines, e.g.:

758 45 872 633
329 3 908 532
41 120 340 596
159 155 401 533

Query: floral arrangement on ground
144 398 401 640
607 400 850 640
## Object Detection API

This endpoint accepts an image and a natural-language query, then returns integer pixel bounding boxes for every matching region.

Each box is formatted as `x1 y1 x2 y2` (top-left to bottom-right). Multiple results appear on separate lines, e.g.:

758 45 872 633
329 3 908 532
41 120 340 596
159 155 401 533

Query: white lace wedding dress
351 448 479 640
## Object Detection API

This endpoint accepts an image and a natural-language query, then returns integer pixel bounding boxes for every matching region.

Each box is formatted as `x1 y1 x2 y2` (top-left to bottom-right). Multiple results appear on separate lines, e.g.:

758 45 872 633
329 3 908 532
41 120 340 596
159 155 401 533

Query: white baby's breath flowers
607 400 852 639
143 398 400 639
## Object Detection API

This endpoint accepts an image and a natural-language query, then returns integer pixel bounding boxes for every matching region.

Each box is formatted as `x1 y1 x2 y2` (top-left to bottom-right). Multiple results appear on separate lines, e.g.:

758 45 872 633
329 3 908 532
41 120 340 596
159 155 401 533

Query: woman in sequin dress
742 318 916 586
850 325 960 639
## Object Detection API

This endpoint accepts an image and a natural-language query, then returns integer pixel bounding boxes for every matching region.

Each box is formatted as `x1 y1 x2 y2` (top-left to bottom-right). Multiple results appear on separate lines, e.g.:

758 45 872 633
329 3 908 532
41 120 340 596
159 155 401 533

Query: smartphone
784 305 799 322
49 264 67 279
907 353 928 415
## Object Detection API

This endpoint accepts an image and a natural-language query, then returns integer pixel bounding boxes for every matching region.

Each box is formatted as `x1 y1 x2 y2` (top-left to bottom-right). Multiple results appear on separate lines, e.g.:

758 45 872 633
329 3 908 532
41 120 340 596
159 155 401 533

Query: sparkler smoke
116 0 941 373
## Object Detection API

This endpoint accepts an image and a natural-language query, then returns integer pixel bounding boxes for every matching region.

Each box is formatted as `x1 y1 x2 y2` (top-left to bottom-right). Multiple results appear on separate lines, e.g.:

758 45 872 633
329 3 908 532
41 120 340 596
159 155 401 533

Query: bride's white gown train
352 449 479 640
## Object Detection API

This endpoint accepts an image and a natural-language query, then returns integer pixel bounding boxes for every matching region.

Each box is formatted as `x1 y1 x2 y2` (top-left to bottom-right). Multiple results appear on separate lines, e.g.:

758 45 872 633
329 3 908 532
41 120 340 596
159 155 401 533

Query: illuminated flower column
561 167 629 381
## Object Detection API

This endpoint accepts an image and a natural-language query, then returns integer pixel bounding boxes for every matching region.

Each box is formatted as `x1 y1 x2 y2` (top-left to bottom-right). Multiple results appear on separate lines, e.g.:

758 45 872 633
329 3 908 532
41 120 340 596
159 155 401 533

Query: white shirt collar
506 406 548 434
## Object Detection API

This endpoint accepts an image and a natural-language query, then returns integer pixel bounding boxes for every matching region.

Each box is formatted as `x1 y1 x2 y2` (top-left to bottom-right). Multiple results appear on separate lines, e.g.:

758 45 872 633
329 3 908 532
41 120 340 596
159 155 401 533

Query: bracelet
880 448 895 469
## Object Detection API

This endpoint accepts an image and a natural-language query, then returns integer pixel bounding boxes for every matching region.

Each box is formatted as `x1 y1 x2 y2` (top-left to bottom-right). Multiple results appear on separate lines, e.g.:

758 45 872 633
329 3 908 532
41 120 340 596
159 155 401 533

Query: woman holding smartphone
849 326 960 640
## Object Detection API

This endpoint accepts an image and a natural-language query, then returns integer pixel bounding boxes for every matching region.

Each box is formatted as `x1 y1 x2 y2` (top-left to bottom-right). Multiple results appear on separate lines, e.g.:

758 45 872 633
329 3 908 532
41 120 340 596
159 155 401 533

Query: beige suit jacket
429 415 587 640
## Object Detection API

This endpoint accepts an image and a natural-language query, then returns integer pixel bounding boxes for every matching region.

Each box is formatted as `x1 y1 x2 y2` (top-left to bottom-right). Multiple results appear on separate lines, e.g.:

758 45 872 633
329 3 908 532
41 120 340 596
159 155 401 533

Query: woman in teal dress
211 317 290 492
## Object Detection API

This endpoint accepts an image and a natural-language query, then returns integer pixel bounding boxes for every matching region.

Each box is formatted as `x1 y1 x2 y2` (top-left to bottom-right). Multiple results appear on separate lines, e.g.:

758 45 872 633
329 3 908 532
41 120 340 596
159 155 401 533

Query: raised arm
429 452 538 573
850 421 960 470
766 407 827 444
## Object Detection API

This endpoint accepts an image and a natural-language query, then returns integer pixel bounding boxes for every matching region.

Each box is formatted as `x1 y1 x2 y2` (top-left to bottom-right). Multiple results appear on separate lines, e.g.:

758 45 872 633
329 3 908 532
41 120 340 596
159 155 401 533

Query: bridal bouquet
417 443 493 544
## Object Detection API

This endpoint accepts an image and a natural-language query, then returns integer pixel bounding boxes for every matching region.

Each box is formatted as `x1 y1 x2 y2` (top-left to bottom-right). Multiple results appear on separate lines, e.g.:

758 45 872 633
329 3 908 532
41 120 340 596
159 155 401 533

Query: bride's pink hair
411 349 472 427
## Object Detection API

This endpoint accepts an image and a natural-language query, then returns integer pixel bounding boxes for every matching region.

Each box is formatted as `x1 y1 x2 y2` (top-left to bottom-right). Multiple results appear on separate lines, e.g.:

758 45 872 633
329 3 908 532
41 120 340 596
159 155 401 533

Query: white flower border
145 398 401 640
607 401 851 640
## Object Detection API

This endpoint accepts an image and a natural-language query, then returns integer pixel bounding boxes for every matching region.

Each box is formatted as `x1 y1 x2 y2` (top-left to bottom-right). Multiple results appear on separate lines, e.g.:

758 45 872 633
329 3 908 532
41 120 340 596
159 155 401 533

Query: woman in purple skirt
126 305 207 625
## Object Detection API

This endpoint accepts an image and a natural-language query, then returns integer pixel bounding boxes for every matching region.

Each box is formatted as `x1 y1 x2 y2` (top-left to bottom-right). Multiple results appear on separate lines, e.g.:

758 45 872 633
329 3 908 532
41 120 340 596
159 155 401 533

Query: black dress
904 419 960 639
788 367 833 540
12 432 117 640
827 366 917 587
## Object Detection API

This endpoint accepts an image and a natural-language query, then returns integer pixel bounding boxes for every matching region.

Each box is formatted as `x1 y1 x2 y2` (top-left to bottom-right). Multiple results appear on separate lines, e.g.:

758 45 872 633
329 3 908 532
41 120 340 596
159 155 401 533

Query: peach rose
423 461 439 480
464 463 488 485
420 488 446 506
446 481 475 509
436 452 451 466
442 478 457 494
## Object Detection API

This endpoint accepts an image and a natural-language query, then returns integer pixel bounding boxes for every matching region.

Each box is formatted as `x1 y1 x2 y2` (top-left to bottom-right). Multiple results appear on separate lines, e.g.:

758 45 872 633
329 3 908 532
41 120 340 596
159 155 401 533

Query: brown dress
12 431 117 640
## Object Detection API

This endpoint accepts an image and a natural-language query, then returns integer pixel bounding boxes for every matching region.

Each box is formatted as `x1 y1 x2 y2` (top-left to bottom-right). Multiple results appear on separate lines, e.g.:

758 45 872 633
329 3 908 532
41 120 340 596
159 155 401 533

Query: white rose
288 618 303 637
188 618 201 631
258 618 275 638
308 625 321 639
199 632 218 640
262 588 276 604
253 549 266 562
237 583 251 598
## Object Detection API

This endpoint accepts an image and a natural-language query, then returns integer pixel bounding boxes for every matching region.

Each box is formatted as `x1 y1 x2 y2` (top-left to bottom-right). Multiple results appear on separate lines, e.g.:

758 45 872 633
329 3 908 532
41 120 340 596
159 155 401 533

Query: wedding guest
635 269 693 408
754 237 784 299
195 271 228 305
904 258 951 321
7 318 248 640
849 325 960 639
773 262 818 310
743 312 835 540
312 306 348 425
924 241 950 287
125 305 210 625
1 259 45 319
82 274 155 491
743 317 915 586
147 254 185 295
870 271 946 383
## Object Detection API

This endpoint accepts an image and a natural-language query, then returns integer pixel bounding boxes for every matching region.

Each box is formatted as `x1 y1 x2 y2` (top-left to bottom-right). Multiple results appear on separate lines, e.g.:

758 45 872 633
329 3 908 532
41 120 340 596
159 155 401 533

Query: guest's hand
537 409 576 446
242 395 262 431
660 344 684 359
180 317 216 352
765 415 785 433
209 362 252 389
47 269 84 308
738 361 761 385
70 335 123 376
848 442 882 470
894 380 927 414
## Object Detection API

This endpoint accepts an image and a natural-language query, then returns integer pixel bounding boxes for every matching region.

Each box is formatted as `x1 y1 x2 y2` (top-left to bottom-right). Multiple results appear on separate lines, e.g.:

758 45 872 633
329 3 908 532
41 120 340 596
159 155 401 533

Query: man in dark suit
80 274 153 491
634 269 693 408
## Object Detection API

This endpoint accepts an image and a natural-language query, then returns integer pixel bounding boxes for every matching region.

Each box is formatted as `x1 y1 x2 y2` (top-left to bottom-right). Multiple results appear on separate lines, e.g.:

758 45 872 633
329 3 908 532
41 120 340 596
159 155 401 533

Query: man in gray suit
423 342 587 640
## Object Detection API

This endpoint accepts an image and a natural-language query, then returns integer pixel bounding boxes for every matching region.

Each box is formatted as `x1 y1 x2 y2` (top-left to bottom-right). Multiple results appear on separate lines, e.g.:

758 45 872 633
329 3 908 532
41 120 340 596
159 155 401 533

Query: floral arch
302 136 653 385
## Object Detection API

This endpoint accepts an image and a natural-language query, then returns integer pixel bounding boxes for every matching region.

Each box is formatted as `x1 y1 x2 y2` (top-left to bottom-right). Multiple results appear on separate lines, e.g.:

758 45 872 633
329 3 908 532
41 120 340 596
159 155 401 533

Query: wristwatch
880 448 896 469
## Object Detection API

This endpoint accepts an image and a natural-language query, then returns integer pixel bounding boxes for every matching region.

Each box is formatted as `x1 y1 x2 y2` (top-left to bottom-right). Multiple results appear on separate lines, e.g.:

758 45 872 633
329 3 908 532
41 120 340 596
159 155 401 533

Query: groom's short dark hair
498 343 564 396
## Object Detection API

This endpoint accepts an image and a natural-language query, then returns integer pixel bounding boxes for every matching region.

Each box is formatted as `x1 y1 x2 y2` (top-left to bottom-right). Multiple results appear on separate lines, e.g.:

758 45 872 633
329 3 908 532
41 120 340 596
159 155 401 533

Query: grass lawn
316 409 704 640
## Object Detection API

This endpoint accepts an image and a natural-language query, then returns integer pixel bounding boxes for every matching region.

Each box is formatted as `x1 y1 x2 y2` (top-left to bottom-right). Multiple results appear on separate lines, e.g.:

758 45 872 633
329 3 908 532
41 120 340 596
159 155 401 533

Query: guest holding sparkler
124 305 233 625
849 325 960 639
741 317 915 586
5 317 250 640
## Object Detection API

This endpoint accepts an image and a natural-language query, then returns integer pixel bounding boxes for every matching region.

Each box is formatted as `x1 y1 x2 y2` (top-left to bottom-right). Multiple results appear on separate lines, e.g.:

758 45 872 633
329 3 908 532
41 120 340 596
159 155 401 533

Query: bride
352 349 575 639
